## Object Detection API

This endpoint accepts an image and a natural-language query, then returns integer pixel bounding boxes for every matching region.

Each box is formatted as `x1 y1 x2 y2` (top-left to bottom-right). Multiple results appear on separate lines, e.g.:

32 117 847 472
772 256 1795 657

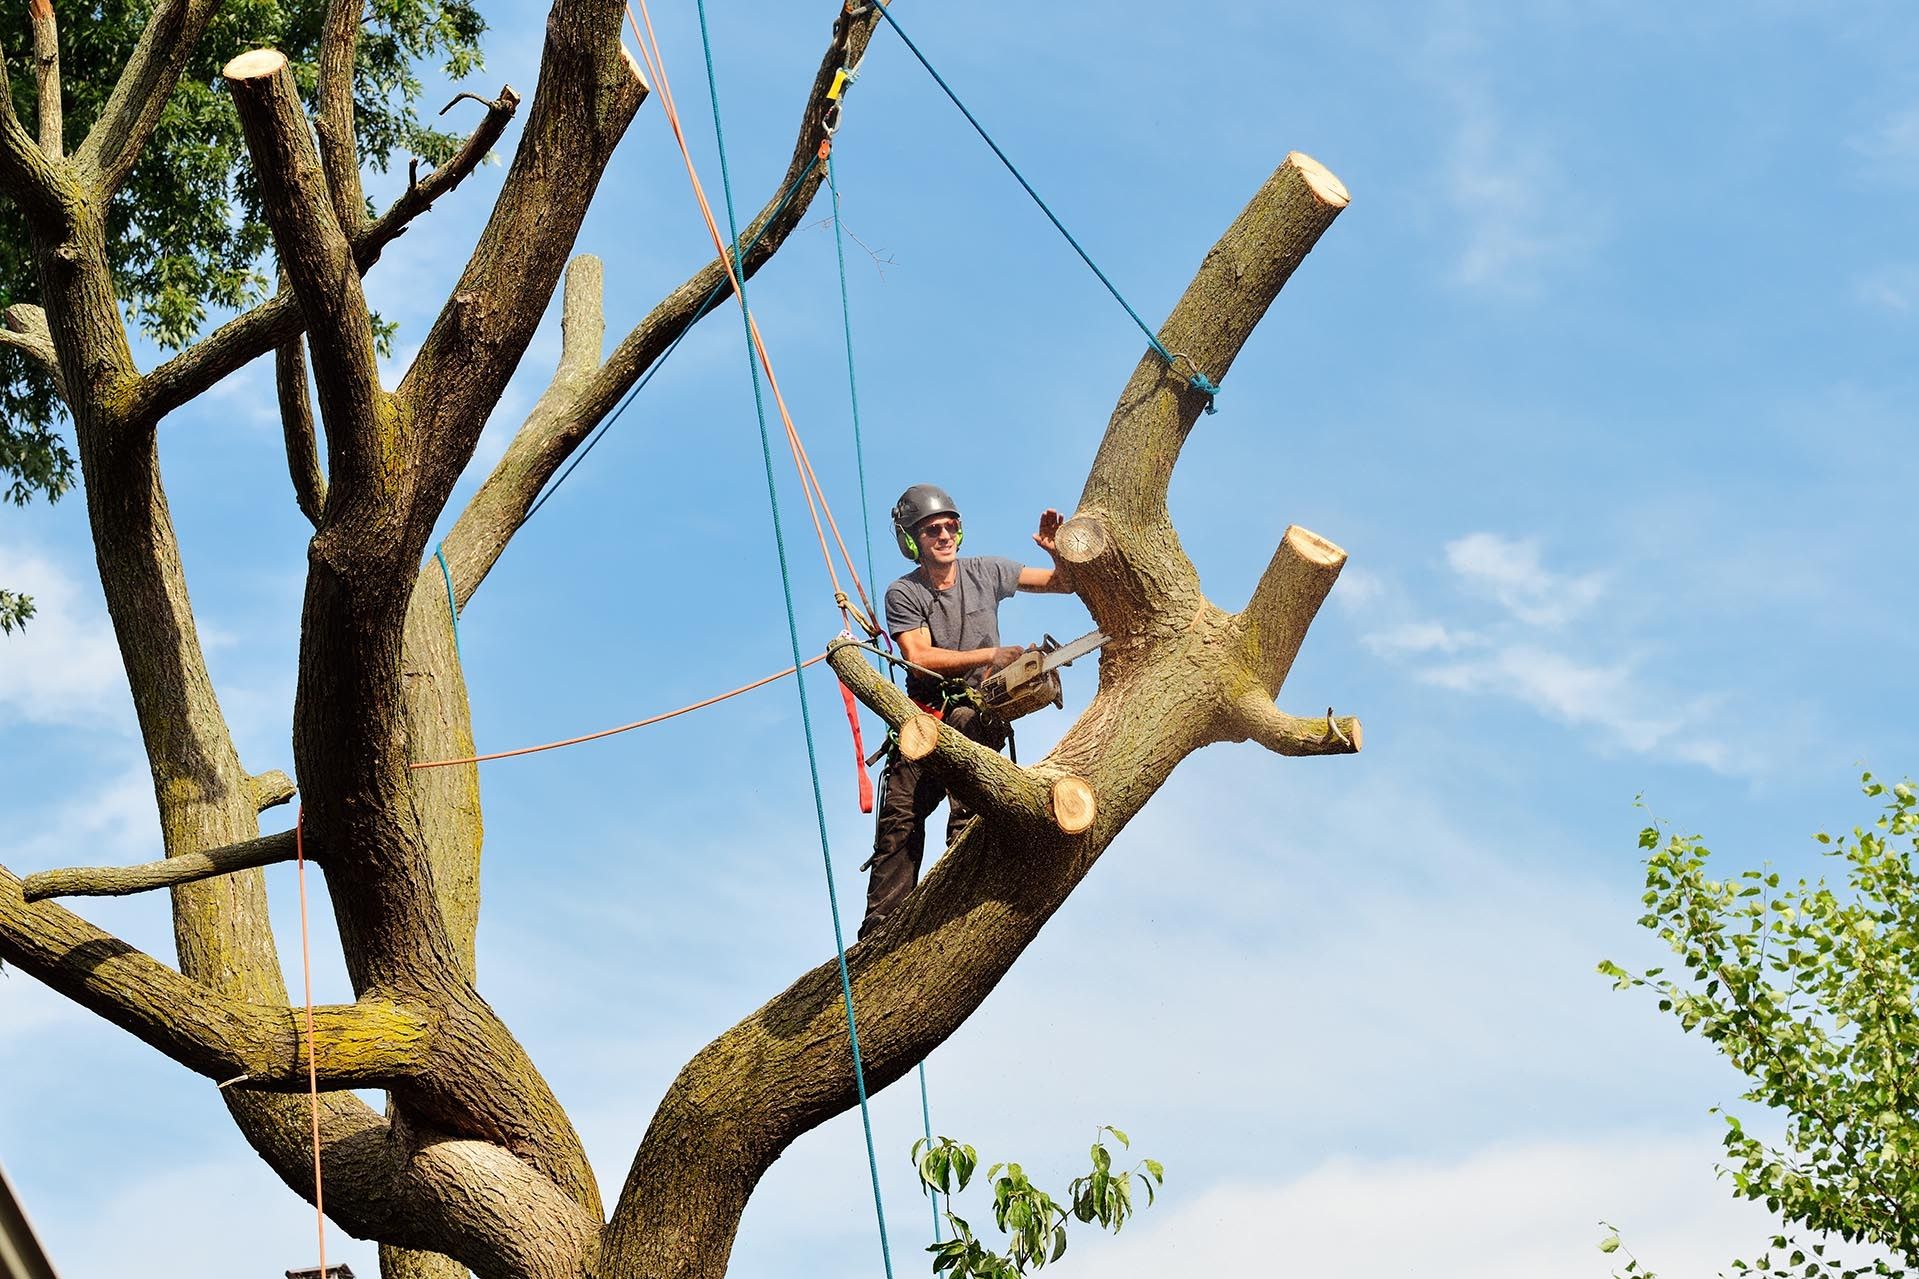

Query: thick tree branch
133 92 521 426
72 0 219 193
1227 693 1362 757
276 335 328 525
28 0 60 158
439 3 881 607
314 0 365 236
1081 152 1348 526
0 866 430 1087
1237 523 1346 693
0 303 63 397
250 768 297 810
224 49 385 482
0 50 66 229
830 639 1090 835
22 829 302 902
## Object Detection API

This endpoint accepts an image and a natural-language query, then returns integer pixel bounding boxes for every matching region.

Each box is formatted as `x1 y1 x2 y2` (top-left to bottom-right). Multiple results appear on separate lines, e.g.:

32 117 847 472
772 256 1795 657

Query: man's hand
988 644 1026 672
1034 508 1063 557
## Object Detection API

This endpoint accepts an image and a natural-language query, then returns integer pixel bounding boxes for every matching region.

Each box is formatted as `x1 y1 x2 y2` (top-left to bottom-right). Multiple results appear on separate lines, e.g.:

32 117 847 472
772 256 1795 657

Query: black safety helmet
891 483 962 561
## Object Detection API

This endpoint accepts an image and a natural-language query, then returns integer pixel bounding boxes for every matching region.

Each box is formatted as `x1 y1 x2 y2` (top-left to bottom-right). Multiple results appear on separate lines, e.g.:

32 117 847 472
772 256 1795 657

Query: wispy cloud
1445 532 1606 627
1850 106 1919 185
1854 262 1919 314
1351 533 1759 775
0 542 134 731
1440 90 1601 296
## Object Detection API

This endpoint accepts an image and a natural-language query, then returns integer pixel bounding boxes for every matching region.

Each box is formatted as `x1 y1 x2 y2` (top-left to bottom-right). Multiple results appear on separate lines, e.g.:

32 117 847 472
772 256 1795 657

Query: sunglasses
917 519 961 540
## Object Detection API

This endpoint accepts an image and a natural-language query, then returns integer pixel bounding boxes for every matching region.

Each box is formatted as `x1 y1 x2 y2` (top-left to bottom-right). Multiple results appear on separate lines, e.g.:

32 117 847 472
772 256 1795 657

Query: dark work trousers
860 702 1007 938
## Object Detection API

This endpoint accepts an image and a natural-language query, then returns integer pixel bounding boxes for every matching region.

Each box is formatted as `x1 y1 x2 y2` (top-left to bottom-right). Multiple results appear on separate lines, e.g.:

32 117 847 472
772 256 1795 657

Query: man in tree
861 485 1070 937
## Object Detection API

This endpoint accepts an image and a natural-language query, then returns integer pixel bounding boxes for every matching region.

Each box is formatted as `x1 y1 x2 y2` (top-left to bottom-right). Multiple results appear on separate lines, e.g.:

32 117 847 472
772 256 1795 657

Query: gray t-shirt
886 555 1022 703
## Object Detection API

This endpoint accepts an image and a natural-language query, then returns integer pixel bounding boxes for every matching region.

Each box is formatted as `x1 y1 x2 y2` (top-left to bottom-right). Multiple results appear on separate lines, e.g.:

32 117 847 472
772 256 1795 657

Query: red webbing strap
838 678 874 813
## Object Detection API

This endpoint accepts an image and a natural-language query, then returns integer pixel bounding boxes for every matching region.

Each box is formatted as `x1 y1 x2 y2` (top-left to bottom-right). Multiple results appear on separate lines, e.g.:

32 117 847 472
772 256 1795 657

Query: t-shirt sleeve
885 579 927 639
994 556 1022 601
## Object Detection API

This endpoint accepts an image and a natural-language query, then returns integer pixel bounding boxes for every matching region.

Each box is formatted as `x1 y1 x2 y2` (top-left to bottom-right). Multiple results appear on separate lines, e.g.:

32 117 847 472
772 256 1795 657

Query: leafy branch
912 1127 1165 1278
1600 776 1919 1275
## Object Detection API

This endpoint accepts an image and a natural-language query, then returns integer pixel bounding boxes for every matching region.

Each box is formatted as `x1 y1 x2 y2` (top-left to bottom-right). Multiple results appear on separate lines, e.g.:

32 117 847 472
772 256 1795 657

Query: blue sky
4 0 1919 1275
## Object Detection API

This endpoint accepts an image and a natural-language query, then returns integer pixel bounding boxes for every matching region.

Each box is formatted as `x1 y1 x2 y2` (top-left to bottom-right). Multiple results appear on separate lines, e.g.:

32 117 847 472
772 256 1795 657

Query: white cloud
1442 94 1599 296
1850 107 1919 184
0 542 134 731
0 765 160 870
1074 1135 1784 1279
1330 566 1385 612
1362 620 1480 656
1444 531 1604 627
1855 263 1919 314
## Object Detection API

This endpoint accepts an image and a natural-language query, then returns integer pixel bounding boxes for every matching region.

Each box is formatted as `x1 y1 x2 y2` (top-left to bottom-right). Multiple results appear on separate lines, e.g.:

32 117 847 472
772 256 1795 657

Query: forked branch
437 1 883 606
224 48 385 478
1228 694 1362 758
133 89 523 426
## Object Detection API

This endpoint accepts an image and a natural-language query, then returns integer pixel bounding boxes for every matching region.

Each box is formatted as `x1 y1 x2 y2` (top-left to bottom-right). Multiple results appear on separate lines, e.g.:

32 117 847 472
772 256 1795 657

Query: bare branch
23 829 302 902
250 768 297 810
314 0 365 235
133 92 522 426
1237 524 1346 693
1081 152 1349 526
1 866 429 1087
360 86 520 257
223 49 385 478
0 303 64 398
557 251 604 379
28 0 60 158
276 335 328 525
1227 693 1363 758
73 0 220 194
438 2 882 606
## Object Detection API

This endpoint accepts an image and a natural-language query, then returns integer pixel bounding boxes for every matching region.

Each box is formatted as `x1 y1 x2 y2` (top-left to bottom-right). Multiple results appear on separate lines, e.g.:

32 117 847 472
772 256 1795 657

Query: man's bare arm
896 627 1022 677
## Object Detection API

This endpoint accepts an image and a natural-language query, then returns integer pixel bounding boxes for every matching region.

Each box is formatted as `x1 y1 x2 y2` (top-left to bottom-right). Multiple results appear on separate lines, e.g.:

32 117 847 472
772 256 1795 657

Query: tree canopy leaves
1602 777 1919 1278
0 0 485 605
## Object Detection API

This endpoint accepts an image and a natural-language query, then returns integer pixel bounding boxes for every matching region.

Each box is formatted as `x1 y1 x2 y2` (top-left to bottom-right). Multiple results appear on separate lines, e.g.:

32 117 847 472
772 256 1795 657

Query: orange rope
410 652 829 770
294 807 327 1277
624 0 877 626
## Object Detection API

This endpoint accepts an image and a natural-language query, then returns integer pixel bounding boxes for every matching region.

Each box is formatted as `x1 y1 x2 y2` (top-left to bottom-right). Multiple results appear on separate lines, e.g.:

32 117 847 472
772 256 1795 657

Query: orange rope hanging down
294 807 328 1277
622 0 878 634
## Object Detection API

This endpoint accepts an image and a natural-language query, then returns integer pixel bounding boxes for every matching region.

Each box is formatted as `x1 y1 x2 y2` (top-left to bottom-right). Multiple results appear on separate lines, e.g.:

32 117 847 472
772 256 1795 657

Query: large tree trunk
0 5 1357 1275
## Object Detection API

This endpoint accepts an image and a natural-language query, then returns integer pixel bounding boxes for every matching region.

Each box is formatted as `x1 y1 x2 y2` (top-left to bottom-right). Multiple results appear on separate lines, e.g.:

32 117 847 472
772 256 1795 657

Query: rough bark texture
0 8 1356 1278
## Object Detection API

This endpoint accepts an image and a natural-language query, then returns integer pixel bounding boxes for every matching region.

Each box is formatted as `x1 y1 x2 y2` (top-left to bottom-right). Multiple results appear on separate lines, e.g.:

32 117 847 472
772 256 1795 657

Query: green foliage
1601 777 1919 1277
0 0 484 624
0 587 33 634
912 1127 1164 1278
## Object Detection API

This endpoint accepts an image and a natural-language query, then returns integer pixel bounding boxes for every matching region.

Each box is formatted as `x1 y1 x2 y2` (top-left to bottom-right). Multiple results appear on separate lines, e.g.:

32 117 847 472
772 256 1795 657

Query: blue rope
433 544 462 660
867 2 1219 413
521 154 822 526
693 7 896 1277
827 148 942 1247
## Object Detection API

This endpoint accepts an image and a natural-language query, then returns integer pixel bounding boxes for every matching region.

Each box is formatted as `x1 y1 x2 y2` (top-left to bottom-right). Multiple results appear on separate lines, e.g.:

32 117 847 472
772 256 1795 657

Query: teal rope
693 7 896 1278
433 544 461 660
522 154 822 525
827 148 942 1247
825 154 882 615
867 2 1219 413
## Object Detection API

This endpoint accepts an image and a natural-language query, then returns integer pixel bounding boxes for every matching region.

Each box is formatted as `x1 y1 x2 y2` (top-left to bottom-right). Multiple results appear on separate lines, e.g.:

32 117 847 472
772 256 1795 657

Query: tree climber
860 484 1073 937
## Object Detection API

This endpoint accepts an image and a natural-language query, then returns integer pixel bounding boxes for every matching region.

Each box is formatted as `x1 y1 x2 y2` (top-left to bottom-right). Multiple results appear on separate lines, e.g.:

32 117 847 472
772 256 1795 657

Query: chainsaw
978 628 1109 721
